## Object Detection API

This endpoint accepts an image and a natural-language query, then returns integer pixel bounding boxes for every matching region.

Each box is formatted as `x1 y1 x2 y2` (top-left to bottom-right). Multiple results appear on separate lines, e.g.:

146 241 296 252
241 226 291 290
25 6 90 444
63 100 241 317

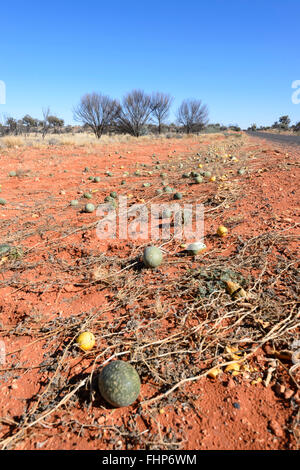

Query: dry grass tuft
1 136 25 148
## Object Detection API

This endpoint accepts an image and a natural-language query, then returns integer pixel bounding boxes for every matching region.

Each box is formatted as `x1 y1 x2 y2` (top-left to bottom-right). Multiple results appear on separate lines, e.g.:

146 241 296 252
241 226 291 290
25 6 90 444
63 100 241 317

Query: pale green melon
143 246 163 268
85 203 95 213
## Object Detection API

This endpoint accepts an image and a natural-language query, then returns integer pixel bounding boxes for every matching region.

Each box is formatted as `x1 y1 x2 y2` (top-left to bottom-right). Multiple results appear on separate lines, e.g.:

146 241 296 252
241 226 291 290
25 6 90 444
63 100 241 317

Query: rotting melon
187 242 207 255
217 225 228 237
98 360 141 407
143 246 163 268
76 331 95 351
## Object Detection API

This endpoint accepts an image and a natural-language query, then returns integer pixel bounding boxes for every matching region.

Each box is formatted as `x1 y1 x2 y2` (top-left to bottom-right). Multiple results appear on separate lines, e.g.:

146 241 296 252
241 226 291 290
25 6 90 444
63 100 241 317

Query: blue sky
0 0 299 129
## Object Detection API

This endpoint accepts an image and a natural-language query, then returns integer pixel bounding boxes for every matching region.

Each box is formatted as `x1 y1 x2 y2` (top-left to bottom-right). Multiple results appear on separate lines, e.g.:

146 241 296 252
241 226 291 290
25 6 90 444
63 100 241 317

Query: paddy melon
194 175 203 184
143 246 163 268
85 203 95 213
98 360 141 407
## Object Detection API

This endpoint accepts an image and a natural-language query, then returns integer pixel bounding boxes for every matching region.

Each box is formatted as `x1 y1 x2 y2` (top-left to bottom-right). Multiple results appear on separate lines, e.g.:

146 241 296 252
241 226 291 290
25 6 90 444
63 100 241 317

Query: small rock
241 417 251 427
97 416 105 425
268 419 284 437
274 383 285 396
283 389 294 400
226 378 236 389
293 390 300 404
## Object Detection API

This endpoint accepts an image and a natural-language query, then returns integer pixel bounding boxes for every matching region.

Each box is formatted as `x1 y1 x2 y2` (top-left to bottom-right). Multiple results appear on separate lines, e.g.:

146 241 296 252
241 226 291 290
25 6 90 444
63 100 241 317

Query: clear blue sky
0 0 299 129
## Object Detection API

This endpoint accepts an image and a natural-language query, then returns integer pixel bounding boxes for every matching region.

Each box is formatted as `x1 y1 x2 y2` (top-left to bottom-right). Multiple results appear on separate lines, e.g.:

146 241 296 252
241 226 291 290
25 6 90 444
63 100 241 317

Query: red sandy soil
0 133 299 450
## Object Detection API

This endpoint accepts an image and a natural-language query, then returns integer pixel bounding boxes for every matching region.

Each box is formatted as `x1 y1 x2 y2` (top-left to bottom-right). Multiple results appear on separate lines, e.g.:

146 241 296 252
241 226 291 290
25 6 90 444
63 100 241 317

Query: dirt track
246 131 300 146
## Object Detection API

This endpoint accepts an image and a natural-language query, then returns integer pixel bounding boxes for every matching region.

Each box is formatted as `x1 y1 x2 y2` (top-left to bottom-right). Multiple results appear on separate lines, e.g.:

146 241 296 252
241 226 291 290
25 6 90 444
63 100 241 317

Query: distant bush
293 121 300 132
48 138 60 146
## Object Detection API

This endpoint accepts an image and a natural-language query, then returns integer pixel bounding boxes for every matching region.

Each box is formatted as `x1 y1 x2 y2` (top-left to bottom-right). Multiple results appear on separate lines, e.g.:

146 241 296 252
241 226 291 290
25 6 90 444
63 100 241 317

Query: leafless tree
73 93 120 139
117 89 154 137
176 99 209 134
151 92 173 134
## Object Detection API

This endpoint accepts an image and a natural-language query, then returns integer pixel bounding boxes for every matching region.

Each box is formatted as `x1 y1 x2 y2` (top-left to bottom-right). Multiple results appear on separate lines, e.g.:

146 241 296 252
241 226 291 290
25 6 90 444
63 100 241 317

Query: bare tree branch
176 99 209 134
73 93 120 139
116 89 154 137
151 92 173 134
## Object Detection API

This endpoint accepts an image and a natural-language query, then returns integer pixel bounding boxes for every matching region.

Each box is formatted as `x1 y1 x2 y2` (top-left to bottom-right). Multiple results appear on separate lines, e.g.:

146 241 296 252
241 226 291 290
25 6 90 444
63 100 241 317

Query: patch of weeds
191 267 249 298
